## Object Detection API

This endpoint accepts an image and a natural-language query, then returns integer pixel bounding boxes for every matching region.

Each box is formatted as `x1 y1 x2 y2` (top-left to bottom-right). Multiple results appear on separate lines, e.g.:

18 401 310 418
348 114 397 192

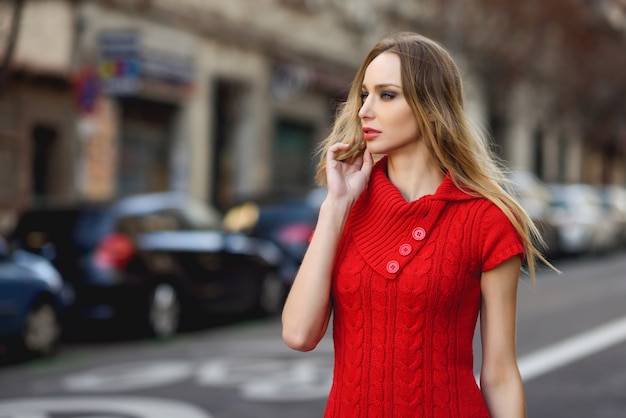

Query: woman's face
358 51 421 156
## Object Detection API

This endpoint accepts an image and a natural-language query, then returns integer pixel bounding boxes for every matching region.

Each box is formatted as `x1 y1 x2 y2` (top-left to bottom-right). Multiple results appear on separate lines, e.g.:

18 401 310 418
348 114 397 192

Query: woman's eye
380 91 396 100
360 92 368 102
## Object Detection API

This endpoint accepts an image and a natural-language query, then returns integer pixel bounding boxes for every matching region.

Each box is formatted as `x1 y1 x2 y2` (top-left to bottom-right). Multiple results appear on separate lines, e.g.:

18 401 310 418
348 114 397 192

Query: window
273 119 316 190
280 0 325 12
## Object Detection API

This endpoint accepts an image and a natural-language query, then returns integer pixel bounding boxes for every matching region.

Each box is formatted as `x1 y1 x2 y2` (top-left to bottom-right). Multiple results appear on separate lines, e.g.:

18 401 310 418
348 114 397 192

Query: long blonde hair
315 32 555 280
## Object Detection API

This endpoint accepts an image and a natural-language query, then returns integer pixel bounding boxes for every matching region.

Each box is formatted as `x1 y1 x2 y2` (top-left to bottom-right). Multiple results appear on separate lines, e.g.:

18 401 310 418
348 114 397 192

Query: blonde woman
282 32 548 417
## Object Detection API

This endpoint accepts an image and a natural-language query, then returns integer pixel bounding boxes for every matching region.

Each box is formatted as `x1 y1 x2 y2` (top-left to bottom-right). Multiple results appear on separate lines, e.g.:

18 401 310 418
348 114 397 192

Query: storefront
75 11 196 200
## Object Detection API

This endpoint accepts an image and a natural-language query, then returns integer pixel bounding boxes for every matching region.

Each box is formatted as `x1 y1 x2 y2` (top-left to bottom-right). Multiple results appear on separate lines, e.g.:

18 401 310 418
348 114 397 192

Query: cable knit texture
324 158 523 418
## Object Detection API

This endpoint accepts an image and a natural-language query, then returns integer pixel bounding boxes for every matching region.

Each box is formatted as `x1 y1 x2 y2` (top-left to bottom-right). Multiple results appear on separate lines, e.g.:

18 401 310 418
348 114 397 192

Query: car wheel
147 282 180 339
21 301 61 356
257 271 286 316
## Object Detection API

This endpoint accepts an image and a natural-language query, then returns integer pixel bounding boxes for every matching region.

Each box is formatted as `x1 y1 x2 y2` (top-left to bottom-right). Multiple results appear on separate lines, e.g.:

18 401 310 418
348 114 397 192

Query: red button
399 244 412 256
386 260 400 274
412 227 426 241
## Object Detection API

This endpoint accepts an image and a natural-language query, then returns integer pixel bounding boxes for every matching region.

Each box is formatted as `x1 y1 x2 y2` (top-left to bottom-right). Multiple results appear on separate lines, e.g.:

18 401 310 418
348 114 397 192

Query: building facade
0 0 76 232
0 0 624 233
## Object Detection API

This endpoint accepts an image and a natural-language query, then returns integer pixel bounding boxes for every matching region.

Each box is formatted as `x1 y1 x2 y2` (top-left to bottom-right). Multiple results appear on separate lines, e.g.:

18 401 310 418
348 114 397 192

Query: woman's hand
326 143 373 202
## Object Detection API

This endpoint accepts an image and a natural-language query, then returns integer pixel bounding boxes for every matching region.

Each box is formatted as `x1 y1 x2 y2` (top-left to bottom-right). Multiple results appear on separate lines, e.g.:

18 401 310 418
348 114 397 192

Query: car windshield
13 207 111 251
184 198 222 230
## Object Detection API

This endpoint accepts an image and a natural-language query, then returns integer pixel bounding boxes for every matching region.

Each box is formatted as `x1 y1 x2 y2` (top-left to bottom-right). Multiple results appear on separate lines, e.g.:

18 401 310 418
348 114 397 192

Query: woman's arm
282 145 372 352
480 255 526 418
281 198 349 351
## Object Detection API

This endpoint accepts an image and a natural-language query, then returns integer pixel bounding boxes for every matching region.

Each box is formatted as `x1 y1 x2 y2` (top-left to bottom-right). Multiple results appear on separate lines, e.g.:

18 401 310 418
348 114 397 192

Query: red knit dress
324 158 524 418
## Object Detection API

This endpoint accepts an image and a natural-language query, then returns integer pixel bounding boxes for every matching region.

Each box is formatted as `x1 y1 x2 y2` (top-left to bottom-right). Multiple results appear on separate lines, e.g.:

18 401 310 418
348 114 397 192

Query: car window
13 207 109 251
0 236 9 259
257 206 315 228
111 193 222 231
115 211 185 236
72 208 112 247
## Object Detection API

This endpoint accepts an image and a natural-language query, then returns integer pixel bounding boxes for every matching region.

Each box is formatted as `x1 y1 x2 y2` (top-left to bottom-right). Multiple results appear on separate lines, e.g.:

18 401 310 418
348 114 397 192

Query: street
1 251 626 418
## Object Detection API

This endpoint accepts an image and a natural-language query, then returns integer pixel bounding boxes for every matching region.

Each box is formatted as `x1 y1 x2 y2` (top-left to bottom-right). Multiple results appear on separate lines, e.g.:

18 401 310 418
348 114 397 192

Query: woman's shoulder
444 195 517 242
459 196 514 225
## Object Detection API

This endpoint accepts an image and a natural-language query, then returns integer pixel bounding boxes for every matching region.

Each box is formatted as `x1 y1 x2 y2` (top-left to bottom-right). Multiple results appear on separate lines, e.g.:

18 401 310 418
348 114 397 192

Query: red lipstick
362 127 381 141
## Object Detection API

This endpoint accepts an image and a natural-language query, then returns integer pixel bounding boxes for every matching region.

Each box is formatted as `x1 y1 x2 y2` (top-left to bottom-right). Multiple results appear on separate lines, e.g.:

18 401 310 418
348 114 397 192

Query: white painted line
517 315 626 381
0 397 213 418
62 360 193 392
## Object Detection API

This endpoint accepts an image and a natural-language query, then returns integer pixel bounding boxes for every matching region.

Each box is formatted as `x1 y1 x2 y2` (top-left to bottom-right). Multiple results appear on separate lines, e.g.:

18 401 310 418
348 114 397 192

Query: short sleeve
481 204 524 272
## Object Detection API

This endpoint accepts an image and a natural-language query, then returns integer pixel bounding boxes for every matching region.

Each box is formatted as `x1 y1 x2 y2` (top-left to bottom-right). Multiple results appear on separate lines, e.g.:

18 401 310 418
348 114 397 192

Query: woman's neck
386 151 444 202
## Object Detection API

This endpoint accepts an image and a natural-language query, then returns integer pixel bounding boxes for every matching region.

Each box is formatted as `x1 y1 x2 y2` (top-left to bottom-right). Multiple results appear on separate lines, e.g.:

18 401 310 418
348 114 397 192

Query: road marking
62 360 193 392
196 356 334 401
57 354 334 401
517 315 626 381
0 397 213 418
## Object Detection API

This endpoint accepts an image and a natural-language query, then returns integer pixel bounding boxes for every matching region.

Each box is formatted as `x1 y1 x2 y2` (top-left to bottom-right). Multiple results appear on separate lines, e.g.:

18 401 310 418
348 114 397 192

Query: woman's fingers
326 143 348 166
361 149 373 176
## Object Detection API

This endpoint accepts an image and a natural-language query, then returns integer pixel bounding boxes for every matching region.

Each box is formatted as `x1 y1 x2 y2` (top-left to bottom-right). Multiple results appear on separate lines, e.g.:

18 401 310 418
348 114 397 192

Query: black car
10 192 287 339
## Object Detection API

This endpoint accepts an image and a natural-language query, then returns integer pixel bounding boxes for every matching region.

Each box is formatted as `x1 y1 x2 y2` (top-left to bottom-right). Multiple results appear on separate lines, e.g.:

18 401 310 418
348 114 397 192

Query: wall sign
97 30 194 96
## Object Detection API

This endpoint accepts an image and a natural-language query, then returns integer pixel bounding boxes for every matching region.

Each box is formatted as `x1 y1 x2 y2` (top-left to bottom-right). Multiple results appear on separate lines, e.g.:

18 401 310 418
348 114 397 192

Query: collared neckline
345 157 479 279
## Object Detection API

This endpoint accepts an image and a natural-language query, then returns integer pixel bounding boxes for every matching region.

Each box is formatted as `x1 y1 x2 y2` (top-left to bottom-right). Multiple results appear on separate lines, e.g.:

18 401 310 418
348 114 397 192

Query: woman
282 32 549 417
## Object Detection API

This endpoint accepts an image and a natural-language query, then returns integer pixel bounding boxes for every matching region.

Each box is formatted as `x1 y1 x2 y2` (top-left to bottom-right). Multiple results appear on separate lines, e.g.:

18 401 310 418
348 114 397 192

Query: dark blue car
0 236 69 357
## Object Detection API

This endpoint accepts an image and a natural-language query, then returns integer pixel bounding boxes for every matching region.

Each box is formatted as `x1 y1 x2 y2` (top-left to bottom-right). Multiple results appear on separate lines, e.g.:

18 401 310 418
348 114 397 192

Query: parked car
602 185 626 247
9 192 287 339
0 236 69 358
506 171 559 257
224 188 325 283
548 184 620 256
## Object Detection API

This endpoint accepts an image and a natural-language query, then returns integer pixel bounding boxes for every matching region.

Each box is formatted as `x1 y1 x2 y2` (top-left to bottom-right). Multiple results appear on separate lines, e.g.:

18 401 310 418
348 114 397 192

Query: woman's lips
362 127 381 141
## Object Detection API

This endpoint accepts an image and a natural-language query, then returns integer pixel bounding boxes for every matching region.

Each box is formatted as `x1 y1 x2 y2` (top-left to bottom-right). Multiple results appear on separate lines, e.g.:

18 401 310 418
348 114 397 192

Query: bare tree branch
0 0 25 95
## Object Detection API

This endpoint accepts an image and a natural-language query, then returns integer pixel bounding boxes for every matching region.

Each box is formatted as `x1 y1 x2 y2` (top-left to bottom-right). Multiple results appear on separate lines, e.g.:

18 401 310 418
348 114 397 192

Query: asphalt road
1 250 625 418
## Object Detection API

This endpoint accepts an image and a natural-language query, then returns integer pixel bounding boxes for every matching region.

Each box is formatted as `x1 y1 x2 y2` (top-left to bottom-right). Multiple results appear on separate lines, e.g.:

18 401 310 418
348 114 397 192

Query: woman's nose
358 98 372 119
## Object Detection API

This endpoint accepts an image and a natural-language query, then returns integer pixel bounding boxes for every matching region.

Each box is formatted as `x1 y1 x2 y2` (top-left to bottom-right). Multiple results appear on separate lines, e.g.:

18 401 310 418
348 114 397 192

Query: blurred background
0 0 625 220
0 0 626 417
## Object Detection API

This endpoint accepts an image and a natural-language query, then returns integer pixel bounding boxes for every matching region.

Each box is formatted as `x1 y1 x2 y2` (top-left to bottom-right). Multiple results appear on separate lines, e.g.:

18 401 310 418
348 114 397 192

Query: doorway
31 124 58 203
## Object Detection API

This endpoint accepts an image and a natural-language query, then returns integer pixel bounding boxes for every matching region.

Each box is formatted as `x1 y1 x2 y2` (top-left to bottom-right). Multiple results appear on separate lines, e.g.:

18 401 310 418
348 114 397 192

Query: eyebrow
361 83 402 90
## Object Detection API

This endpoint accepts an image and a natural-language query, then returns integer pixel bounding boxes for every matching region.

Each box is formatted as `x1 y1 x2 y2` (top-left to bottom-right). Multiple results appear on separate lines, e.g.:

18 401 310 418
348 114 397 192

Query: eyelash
360 91 396 102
